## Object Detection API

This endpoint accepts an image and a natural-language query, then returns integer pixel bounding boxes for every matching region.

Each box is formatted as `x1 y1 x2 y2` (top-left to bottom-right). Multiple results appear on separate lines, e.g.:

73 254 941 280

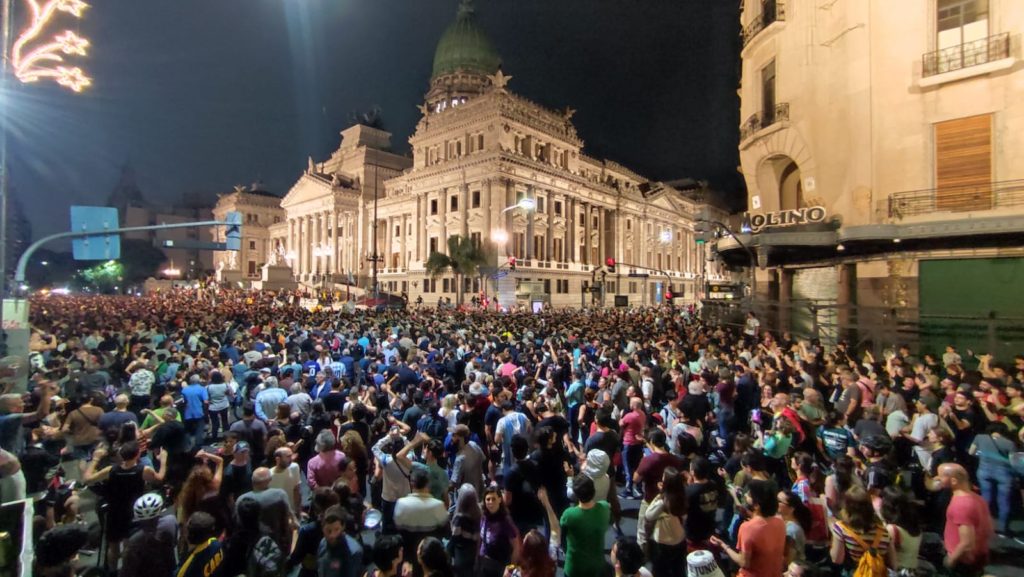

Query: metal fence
701 298 1024 359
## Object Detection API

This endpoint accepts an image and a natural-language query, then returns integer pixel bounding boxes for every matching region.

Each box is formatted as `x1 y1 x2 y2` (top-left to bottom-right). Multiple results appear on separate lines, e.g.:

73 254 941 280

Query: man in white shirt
268 447 302 514
394 468 447 558
908 391 941 467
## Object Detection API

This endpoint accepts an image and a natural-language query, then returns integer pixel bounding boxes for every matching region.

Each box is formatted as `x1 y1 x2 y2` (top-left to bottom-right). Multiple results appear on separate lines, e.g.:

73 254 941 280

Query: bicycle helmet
133 492 164 521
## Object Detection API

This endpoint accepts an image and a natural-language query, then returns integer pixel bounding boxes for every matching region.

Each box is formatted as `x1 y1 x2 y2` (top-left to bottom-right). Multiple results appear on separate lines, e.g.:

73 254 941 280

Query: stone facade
212 187 286 279
256 1 729 308
729 0 1024 314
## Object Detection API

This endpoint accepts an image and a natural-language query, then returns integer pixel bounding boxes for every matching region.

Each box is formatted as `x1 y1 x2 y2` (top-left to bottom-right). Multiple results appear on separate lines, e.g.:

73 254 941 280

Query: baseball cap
235 441 250 453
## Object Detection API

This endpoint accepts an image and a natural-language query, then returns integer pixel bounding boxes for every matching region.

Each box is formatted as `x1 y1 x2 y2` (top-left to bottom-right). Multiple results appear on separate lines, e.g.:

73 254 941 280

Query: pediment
281 174 333 208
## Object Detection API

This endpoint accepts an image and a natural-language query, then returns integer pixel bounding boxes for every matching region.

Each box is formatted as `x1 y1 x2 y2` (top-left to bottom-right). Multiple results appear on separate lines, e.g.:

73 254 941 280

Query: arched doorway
779 160 803 210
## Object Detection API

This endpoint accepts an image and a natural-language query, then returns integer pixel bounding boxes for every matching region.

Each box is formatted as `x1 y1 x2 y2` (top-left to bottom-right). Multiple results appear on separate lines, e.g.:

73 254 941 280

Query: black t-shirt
681 392 712 423
221 462 253 502
584 430 620 460
323 391 346 414
537 415 570 441
503 458 543 525
484 404 503 437
150 420 189 454
685 481 719 542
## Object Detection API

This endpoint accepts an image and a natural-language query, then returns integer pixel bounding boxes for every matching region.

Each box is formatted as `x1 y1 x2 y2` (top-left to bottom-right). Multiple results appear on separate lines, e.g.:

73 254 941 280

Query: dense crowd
3 288 1021 577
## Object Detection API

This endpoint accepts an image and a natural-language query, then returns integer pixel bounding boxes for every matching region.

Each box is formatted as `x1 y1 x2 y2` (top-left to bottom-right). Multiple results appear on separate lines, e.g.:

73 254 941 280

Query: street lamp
501 198 535 213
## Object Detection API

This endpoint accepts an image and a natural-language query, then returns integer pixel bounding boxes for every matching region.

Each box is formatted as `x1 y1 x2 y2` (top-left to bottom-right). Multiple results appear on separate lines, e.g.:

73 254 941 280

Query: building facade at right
729 0 1024 353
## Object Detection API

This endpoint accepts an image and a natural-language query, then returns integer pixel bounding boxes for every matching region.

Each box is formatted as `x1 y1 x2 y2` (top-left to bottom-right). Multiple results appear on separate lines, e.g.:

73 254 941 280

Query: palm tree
425 234 492 306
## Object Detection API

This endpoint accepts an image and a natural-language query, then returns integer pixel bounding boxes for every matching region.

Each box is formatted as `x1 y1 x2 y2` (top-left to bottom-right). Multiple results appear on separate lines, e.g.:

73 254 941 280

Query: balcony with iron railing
922 32 1010 78
740 102 790 142
887 179 1024 219
742 1 786 49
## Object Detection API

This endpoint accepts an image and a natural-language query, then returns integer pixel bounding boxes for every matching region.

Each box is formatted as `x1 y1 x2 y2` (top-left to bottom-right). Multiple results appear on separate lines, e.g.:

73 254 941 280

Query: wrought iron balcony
742 1 786 48
922 32 1010 77
887 179 1024 219
740 102 789 142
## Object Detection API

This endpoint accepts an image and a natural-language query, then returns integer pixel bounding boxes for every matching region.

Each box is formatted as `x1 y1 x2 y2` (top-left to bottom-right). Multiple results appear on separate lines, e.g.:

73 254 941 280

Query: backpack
247 534 285 577
838 522 886 577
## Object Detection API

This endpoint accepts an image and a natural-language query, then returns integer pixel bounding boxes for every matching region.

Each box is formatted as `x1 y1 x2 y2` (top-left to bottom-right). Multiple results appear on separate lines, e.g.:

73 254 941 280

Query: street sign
70 206 120 260
627 272 649 278
492 270 508 280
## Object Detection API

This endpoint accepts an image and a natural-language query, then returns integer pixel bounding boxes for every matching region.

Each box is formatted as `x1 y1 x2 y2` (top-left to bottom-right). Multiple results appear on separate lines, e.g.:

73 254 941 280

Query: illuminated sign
747 206 827 233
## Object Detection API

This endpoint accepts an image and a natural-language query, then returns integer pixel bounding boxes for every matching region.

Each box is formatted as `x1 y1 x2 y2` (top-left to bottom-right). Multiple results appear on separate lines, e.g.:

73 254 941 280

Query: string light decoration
11 0 92 92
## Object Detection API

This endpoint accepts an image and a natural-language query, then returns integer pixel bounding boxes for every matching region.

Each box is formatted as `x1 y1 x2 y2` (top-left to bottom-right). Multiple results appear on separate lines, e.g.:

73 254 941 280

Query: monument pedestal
251 264 298 291
216 267 244 284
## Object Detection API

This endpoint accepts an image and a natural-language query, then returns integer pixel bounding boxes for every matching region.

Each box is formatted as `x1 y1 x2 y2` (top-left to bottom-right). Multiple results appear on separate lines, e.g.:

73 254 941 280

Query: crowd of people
3 288 1021 577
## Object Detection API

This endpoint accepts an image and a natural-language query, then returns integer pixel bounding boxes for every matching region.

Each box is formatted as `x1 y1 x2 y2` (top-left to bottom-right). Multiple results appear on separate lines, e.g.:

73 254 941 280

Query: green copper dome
431 0 501 80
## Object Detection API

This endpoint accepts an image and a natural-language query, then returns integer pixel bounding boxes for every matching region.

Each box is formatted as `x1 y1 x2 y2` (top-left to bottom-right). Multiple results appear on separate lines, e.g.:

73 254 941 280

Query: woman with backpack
828 486 893 577
643 467 688 577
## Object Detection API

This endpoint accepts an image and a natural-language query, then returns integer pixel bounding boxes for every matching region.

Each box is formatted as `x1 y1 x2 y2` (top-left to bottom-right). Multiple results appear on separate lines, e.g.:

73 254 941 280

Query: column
837 263 856 343
525 186 535 261
415 195 423 264
778 268 794 334
566 197 575 263
461 183 469 238
439 188 448 249
484 179 493 244
505 180 515 255
401 214 408 269
582 203 591 265
545 190 554 262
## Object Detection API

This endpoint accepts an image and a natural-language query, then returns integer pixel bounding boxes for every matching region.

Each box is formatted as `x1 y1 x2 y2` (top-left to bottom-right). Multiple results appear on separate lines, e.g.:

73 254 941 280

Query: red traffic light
508 256 517 270
665 291 673 300
605 257 616 267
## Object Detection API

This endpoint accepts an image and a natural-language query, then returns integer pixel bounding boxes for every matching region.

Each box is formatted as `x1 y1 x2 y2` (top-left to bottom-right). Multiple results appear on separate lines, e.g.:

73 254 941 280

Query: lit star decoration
11 0 92 92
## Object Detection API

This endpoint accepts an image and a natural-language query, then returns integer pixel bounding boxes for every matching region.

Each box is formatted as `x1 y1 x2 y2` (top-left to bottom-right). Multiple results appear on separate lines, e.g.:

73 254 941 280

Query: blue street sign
70 206 120 260
492 270 508 280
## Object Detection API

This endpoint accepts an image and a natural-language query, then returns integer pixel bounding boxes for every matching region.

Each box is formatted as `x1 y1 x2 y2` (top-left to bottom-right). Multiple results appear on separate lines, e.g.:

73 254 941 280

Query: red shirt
737 515 787 577
944 492 993 566
635 451 685 502
621 410 646 445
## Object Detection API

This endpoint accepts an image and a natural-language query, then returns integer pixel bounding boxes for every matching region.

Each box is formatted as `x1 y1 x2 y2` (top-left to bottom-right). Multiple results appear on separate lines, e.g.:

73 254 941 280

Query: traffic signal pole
14 218 240 286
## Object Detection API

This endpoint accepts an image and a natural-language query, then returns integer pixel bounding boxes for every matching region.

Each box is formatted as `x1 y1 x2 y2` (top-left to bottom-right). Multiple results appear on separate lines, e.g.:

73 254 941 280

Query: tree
424 235 493 306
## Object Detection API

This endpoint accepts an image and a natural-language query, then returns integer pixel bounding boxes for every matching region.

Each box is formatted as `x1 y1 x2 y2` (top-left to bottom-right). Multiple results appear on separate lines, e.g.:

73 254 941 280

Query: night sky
7 0 742 240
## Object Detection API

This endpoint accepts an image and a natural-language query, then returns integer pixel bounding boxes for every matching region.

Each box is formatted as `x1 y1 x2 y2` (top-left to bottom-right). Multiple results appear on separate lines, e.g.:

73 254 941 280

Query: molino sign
748 206 827 233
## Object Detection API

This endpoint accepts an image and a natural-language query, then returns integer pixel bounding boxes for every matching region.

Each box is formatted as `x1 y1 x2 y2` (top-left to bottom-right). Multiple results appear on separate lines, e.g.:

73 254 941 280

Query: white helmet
133 492 164 521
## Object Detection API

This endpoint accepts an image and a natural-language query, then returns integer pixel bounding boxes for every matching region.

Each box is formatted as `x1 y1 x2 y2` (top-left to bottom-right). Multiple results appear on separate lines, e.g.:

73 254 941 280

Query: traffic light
665 287 673 300
694 221 713 245
605 257 616 274
508 256 517 271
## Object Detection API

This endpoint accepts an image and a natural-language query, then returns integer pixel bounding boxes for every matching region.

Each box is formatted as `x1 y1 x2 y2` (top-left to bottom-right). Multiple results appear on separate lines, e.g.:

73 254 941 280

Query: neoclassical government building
215 0 728 308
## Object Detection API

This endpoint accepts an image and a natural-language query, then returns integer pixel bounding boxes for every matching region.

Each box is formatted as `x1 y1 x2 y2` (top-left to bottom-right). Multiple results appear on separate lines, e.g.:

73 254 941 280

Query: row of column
287 210 357 278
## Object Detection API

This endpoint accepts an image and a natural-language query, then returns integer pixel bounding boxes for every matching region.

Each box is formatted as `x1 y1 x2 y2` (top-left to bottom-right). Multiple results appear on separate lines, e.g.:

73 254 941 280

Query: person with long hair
339 429 369 495
824 455 862 514
416 536 454 577
176 451 229 541
777 489 811 564
880 487 922 571
643 467 687 577
503 529 555 577
479 484 520 577
450 483 481 575
829 486 893 572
